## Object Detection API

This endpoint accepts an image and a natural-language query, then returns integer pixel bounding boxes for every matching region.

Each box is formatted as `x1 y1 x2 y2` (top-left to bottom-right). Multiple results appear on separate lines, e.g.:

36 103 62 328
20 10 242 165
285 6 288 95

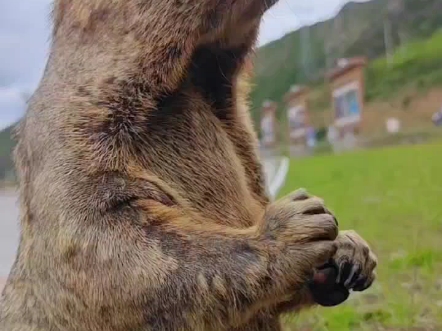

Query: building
327 57 367 140
260 100 278 149
284 85 310 144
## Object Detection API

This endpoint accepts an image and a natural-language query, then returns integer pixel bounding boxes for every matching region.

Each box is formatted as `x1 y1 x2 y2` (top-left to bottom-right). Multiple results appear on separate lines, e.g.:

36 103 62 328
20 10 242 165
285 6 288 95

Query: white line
268 157 290 201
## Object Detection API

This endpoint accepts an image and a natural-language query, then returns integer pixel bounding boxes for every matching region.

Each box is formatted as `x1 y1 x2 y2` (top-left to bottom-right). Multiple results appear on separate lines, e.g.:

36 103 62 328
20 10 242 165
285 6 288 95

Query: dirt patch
362 87 442 136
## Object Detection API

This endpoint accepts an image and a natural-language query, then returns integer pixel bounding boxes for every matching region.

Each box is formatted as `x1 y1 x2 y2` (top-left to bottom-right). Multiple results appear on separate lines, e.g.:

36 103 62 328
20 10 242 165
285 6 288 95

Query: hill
0 125 15 182
250 0 442 124
302 30 442 133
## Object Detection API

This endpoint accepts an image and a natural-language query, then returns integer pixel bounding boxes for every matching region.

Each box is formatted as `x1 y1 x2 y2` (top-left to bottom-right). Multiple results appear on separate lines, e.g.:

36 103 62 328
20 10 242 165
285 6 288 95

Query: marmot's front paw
309 230 378 307
263 189 339 286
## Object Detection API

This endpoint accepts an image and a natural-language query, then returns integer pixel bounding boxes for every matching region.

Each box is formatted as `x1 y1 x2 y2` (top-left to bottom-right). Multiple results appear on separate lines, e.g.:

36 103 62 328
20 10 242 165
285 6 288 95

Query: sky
0 0 364 130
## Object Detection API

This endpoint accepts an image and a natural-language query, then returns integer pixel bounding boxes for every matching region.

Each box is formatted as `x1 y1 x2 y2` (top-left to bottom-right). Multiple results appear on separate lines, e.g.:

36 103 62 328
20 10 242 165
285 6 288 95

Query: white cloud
0 87 26 128
0 0 51 129
259 0 368 45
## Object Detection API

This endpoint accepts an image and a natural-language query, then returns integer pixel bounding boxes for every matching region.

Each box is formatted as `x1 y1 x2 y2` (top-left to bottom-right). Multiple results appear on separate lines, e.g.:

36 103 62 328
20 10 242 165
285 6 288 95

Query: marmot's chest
143 106 263 227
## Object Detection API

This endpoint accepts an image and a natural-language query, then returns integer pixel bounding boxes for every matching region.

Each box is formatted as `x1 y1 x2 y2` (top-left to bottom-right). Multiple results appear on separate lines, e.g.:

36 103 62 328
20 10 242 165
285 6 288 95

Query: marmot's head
52 0 279 45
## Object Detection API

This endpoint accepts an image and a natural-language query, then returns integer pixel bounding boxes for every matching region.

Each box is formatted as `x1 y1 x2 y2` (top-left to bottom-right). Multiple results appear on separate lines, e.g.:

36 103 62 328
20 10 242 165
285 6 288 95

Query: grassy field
278 141 442 330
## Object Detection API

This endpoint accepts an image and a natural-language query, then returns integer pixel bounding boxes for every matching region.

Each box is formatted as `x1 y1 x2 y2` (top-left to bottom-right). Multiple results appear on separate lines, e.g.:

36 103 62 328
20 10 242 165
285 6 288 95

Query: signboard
332 81 361 127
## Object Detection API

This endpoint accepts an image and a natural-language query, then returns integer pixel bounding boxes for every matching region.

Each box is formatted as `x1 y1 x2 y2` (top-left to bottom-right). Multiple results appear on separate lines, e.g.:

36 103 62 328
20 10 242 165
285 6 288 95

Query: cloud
0 0 51 88
0 0 52 129
259 0 367 45
0 0 362 130
0 87 27 128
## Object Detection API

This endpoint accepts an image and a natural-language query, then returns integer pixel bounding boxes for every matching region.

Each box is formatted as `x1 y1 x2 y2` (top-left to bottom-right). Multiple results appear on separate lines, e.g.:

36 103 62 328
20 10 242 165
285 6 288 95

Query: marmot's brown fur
0 1 377 330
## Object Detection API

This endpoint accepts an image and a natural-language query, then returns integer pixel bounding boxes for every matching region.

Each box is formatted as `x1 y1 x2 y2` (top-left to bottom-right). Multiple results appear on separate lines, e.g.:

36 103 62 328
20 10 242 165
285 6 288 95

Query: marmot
0 0 377 330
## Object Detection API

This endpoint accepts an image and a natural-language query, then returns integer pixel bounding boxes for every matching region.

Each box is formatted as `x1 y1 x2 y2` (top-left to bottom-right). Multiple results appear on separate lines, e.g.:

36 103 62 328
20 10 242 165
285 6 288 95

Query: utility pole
389 0 405 46
383 16 393 65
324 19 335 70
300 24 311 81
384 0 404 65
291 5 313 81
324 25 332 70
325 9 345 70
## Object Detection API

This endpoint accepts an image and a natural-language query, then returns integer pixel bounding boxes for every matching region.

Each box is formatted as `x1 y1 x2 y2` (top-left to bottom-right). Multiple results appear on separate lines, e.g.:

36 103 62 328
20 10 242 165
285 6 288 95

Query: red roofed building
327 57 367 139
283 85 310 146
260 100 278 148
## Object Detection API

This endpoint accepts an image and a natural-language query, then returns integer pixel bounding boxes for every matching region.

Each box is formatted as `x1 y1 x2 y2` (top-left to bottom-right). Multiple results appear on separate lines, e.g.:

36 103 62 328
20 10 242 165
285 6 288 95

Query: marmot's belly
143 111 262 227
163 149 261 227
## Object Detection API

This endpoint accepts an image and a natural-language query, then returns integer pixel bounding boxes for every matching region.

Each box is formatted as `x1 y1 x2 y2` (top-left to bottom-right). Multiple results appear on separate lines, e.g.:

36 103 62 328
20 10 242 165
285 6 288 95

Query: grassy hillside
250 0 442 124
302 30 442 131
280 141 442 330
366 31 442 101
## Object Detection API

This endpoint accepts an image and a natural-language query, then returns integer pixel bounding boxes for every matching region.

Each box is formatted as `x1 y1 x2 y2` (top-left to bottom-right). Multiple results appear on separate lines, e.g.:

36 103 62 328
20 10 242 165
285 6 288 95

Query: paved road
262 158 279 187
0 192 19 277
0 157 286 292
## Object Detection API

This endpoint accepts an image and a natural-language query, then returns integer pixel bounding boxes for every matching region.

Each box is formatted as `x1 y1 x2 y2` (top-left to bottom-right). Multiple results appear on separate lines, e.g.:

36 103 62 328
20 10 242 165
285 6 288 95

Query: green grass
278 141 442 330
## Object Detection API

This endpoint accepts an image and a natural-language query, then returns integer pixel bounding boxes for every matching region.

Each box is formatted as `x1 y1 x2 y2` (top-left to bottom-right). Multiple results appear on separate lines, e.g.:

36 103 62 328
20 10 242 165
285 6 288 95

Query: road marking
267 157 290 201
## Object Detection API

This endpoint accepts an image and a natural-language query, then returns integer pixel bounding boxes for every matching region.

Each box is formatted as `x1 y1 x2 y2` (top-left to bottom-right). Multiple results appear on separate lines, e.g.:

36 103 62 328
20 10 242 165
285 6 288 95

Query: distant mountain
0 125 15 182
250 0 442 123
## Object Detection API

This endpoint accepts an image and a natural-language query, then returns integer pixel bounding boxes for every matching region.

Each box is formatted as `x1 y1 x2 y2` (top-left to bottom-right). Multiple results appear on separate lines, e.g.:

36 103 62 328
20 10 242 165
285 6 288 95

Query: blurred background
1 0 441 330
